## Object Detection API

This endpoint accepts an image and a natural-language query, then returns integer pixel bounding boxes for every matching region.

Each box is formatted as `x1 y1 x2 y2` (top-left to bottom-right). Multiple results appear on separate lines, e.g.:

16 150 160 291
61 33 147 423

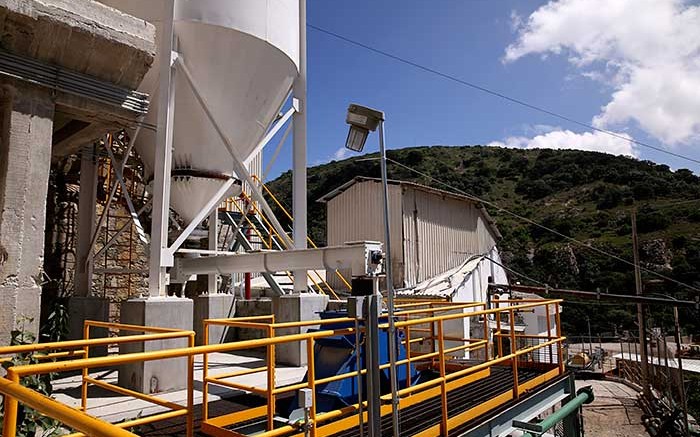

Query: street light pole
378 120 400 437
343 104 400 437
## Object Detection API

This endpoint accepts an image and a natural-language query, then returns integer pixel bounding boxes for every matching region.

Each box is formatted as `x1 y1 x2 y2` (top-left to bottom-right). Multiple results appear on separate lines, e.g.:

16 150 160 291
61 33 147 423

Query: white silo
97 0 304 295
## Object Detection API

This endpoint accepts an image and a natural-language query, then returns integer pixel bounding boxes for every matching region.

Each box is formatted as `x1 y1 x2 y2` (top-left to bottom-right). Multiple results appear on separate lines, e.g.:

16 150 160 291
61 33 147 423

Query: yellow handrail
239 192 337 298
1 300 565 437
251 175 352 292
0 377 136 437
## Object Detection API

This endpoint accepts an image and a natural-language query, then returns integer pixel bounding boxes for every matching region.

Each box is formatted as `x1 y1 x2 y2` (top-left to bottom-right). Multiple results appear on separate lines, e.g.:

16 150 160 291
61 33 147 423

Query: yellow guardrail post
186 332 195 437
306 336 317 437
203 320 209 422
437 319 448 435
509 308 519 399
266 324 275 431
3 369 20 437
81 322 91 412
556 302 564 374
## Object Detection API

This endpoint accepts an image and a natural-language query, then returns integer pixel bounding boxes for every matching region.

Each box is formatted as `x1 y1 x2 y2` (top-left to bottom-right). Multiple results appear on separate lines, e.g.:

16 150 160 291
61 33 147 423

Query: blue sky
262 0 700 179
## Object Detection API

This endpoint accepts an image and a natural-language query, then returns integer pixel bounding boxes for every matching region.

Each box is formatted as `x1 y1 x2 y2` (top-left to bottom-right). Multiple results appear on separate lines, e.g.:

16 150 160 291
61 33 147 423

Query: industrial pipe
172 242 383 280
512 386 594 436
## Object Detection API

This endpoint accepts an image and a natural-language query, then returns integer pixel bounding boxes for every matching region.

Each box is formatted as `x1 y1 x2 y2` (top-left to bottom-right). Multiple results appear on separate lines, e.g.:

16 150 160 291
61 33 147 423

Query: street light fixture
344 104 384 152
344 103 399 437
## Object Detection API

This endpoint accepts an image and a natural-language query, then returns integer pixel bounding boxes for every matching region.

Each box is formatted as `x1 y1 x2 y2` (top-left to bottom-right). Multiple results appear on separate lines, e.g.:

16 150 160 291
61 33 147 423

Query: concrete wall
0 83 54 344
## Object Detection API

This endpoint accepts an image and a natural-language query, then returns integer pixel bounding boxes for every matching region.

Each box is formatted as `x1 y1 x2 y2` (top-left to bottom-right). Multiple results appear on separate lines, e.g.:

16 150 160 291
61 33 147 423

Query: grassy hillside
265 146 700 336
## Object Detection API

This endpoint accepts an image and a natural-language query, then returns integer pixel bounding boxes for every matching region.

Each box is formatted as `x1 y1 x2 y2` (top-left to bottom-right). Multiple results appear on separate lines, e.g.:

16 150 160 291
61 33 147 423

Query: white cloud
504 0 700 146
488 129 637 157
332 147 351 161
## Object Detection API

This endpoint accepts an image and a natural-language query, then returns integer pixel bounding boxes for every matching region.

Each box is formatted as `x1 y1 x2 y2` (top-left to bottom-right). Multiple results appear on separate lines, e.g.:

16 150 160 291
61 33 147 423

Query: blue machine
288 310 421 415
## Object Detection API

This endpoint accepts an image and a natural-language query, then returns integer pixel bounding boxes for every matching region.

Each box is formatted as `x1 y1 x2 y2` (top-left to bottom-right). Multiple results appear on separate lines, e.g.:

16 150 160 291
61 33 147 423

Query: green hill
265 145 700 336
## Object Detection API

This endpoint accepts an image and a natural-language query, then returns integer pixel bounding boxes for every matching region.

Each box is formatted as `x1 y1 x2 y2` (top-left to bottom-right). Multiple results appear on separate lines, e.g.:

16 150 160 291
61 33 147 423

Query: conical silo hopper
98 0 299 224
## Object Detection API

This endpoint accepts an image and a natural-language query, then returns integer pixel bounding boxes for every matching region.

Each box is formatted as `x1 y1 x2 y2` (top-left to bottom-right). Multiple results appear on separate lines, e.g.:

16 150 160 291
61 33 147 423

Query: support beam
292 0 308 294
245 105 296 167
207 210 218 294
167 178 237 255
74 146 98 297
172 242 383 281
103 137 148 244
148 0 176 297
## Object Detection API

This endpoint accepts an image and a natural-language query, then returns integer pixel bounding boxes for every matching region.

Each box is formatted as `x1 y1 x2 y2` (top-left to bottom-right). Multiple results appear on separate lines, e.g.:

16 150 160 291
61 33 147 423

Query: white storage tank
98 0 300 223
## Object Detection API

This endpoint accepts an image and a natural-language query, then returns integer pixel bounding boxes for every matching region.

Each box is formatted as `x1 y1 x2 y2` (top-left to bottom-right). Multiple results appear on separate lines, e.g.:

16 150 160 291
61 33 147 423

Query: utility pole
632 210 651 398
673 305 690 435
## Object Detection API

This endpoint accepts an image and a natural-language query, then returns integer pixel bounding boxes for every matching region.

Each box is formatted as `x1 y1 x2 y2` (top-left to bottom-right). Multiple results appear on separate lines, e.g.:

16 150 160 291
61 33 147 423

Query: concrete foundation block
68 296 109 356
118 297 193 393
273 294 329 366
226 298 272 342
193 293 235 345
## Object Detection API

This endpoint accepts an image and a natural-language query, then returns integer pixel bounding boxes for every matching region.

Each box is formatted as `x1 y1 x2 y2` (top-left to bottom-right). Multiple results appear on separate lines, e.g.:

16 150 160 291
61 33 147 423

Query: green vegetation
266 145 700 337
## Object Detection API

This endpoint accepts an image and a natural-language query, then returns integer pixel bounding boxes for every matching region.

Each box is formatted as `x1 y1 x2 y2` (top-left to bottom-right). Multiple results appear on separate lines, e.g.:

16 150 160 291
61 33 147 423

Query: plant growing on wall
0 317 62 437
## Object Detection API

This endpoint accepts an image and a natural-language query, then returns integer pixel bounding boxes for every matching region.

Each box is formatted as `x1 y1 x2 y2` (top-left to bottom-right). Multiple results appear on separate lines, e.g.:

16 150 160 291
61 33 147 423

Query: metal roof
613 352 700 374
317 177 502 239
396 255 485 299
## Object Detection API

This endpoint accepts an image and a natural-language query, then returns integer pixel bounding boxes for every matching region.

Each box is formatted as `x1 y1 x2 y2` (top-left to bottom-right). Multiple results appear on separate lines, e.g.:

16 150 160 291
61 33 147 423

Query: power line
308 23 700 167
383 157 700 293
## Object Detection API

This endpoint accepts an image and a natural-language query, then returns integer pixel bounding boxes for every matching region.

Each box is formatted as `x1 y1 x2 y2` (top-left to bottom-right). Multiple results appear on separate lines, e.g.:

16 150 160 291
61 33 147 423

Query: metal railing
0 321 195 437
0 299 565 437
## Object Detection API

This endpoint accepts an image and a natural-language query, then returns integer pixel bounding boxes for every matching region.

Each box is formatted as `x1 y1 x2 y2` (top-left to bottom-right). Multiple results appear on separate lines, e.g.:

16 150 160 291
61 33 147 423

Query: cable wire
308 23 700 167
383 157 700 293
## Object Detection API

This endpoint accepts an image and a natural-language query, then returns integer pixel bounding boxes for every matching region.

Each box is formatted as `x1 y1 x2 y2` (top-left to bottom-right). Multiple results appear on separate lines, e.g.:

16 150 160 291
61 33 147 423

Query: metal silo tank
98 0 300 223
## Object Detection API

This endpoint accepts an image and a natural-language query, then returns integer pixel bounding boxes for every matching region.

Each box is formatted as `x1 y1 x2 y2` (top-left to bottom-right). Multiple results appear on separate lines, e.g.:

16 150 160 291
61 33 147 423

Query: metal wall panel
402 187 497 287
326 180 498 291
326 180 403 291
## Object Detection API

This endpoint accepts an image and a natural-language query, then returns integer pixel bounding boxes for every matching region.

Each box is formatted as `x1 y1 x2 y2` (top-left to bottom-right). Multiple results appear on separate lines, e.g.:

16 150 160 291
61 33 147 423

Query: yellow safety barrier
0 377 136 437
1 321 195 437
0 299 565 437
251 174 353 292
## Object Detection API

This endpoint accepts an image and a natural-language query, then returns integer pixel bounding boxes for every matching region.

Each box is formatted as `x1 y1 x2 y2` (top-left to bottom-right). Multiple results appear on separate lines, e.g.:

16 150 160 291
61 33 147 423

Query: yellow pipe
0 330 193 356
205 315 274 324
81 323 90 412
209 366 267 380
307 337 318 437
5 328 348 378
208 378 269 395
186 334 195 437
84 377 185 411
63 410 188 437
272 317 355 330
437 320 448 435
202 322 210 422
394 302 484 316
392 300 563 329
246 181 350 299
85 320 187 333
266 324 275 431
0 372 135 437
252 174 353 291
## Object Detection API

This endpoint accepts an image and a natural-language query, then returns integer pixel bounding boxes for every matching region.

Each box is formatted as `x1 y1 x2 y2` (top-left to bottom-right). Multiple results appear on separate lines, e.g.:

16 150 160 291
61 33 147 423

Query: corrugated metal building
318 177 502 292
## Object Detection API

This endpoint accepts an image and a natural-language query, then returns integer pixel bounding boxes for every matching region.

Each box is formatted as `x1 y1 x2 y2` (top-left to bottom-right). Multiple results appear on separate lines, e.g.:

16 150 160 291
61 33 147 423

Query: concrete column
69 147 109 347
74 147 98 296
273 294 328 366
193 293 235 345
0 83 54 345
119 297 193 393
